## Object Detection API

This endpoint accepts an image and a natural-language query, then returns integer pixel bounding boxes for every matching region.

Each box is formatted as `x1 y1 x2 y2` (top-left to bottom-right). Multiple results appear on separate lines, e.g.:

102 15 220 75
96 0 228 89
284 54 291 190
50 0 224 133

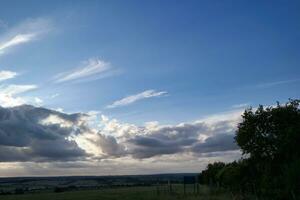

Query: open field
0 186 234 200
0 175 256 200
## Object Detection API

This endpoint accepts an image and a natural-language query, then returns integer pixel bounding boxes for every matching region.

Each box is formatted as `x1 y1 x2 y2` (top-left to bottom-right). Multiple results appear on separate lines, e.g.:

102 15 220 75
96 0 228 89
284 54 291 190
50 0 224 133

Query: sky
0 0 299 177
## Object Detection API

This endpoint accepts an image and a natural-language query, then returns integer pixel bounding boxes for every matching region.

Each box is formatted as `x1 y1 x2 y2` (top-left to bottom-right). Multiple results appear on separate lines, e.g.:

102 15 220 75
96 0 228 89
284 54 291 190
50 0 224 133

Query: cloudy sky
0 0 299 177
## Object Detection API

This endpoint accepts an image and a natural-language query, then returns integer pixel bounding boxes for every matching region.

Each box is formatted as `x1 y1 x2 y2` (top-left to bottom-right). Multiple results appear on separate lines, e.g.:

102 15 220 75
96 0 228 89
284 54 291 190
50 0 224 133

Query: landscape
0 1 299 200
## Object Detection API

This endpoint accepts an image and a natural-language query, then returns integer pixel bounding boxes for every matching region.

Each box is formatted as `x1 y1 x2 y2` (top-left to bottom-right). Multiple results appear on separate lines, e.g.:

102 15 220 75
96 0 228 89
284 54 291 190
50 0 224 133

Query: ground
0 186 234 200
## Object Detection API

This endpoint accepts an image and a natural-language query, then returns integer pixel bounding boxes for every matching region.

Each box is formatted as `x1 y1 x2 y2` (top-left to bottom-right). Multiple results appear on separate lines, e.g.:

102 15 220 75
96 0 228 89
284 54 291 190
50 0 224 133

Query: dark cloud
191 133 239 154
127 135 197 159
0 105 88 162
118 121 239 159
0 104 241 162
94 133 126 157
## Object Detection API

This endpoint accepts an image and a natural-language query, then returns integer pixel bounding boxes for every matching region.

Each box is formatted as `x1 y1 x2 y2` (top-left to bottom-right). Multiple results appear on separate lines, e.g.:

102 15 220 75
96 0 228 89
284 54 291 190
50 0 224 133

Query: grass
0 185 233 200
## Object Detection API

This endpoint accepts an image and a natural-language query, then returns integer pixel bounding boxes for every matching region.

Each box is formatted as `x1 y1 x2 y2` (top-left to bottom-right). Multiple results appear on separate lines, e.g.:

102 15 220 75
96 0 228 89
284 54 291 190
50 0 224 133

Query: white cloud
256 78 300 88
0 84 37 95
0 70 18 82
55 107 64 112
0 34 35 53
34 97 43 105
107 89 168 109
196 109 243 126
54 58 114 83
0 18 52 55
50 93 60 99
0 84 38 107
40 114 74 128
0 69 40 108
231 103 250 109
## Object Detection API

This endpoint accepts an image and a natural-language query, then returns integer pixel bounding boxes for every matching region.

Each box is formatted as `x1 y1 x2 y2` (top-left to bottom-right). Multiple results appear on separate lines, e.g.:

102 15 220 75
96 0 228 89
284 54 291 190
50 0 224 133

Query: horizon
0 172 199 178
0 0 299 177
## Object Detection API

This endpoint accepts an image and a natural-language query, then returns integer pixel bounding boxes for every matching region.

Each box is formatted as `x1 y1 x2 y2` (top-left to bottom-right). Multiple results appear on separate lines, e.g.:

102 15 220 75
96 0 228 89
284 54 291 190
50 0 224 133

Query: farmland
0 185 234 200
0 174 242 200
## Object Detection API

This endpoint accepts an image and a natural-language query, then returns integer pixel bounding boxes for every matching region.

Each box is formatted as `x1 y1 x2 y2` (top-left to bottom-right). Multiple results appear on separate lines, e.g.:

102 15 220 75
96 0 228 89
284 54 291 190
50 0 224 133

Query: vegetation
199 99 300 199
0 186 234 200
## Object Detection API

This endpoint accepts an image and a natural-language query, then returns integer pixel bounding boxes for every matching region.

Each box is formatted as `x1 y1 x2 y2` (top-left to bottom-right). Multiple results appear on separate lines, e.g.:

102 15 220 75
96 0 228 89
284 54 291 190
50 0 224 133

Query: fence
155 176 200 196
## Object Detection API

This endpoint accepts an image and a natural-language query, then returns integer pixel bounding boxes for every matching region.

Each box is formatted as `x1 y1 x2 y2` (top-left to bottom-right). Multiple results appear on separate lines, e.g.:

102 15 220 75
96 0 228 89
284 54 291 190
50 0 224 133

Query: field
0 175 252 200
0 186 233 200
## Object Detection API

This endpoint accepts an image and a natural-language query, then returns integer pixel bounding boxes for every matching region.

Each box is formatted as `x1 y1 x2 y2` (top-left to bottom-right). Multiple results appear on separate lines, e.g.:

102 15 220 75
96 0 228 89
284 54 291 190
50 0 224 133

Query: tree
199 162 225 186
199 99 300 199
235 99 300 198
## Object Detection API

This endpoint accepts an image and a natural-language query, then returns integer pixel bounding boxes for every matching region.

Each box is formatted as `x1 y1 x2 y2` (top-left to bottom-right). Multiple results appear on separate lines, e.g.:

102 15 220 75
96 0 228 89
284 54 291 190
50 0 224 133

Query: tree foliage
199 99 300 199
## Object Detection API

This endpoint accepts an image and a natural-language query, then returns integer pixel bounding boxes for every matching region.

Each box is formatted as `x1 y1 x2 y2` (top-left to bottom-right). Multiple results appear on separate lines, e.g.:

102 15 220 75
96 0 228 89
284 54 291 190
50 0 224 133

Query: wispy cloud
0 69 41 107
256 78 300 88
107 89 168 109
0 18 52 55
0 84 38 107
0 34 35 52
0 84 37 95
54 58 116 83
50 93 60 99
0 70 18 82
231 103 250 109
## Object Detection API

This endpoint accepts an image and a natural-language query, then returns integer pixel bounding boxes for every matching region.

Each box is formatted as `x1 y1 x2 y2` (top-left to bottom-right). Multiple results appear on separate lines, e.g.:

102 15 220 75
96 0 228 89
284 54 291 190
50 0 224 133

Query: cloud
34 97 43 105
93 134 126 157
0 18 52 55
127 121 238 159
0 69 42 107
256 78 300 88
107 90 168 108
0 105 88 162
191 133 238 154
99 109 243 159
0 70 18 82
0 34 35 53
0 102 246 177
0 84 37 95
54 58 116 83
0 84 38 107
231 103 250 109
0 103 243 163
50 93 60 99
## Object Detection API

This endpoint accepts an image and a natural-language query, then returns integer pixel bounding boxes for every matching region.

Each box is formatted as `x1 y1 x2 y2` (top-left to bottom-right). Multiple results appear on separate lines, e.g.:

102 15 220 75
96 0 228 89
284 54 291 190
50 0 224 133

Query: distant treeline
199 99 300 199
0 173 197 195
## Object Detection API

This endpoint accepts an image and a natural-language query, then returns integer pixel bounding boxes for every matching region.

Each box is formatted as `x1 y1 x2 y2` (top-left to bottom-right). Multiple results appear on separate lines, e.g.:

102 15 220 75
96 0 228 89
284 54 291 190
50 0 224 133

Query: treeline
199 99 300 200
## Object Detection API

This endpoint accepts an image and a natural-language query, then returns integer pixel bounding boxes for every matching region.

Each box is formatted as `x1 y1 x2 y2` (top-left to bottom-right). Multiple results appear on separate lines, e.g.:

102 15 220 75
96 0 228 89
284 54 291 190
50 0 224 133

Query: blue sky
0 0 299 176
1 0 299 124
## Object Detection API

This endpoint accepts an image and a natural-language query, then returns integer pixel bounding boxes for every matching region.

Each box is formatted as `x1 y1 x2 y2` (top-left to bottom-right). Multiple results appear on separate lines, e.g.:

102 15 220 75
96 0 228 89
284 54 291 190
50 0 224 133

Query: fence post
168 180 172 194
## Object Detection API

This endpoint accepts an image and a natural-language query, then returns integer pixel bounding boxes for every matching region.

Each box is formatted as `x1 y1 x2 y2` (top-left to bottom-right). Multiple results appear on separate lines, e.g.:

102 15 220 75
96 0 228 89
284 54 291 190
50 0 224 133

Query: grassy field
0 186 234 200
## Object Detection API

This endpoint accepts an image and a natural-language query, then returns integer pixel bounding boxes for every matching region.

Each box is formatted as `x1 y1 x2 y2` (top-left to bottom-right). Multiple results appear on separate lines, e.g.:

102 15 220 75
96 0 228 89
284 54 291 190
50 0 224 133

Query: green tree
235 99 300 199
199 162 225 186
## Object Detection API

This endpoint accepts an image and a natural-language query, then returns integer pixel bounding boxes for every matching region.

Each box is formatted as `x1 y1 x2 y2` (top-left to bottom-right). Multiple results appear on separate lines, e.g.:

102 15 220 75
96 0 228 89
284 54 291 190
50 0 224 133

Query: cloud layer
0 105 88 162
99 113 240 159
0 104 242 163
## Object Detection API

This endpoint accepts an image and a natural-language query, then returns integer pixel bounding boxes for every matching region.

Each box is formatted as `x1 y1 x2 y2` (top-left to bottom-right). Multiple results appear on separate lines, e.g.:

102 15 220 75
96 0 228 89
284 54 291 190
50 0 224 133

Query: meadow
0 186 235 200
